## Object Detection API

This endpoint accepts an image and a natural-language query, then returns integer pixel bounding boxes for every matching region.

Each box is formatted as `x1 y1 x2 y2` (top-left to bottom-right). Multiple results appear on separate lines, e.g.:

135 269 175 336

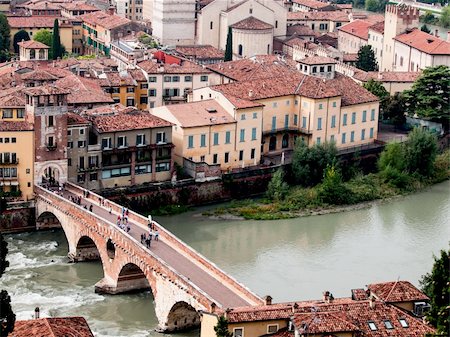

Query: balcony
88 144 101 152
0 159 19 165
77 165 99 172
46 143 57 151
263 127 313 136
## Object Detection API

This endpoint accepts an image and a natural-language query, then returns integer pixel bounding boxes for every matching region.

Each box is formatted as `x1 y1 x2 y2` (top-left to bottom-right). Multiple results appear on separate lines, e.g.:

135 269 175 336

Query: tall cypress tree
355 45 378 72
224 27 233 62
0 233 15 337
0 13 11 62
52 19 62 60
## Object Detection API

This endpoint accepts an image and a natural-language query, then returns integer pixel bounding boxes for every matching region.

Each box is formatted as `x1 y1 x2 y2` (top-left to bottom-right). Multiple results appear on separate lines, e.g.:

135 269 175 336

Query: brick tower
25 86 69 186
381 4 419 71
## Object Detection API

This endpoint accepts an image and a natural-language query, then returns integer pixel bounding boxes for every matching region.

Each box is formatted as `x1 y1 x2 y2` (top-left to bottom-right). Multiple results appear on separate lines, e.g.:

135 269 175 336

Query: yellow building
152 99 263 170
0 93 34 201
8 16 74 53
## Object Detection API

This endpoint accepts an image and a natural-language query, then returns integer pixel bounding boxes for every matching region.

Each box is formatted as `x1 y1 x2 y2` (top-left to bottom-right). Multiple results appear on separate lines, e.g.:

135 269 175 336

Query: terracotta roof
292 0 331 10
338 19 372 40
80 11 131 30
351 288 369 301
175 45 224 60
0 94 26 108
24 85 70 96
67 112 89 125
54 74 114 104
352 13 384 25
17 40 50 49
98 71 137 87
353 71 421 83
288 11 350 22
138 59 210 74
368 281 430 303
128 68 147 82
84 105 172 133
156 99 237 128
287 24 317 37
0 121 33 131
24 1 61 10
298 56 337 65
343 53 358 62
369 21 384 34
329 74 378 106
7 16 70 28
294 311 360 334
284 37 309 48
207 55 298 82
394 28 450 55
12 317 94 337
224 0 249 13
60 2 100 11
226 303 295 323
21 69 59 81
231 16 273 30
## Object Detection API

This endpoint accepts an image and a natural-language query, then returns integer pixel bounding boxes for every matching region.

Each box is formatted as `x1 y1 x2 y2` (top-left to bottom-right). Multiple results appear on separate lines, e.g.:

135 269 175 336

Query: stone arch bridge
34 183 264 332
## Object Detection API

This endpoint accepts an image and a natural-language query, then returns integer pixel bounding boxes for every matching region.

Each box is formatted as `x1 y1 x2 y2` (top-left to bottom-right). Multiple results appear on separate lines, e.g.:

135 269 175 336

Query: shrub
266 168 289 201
318 165 353 205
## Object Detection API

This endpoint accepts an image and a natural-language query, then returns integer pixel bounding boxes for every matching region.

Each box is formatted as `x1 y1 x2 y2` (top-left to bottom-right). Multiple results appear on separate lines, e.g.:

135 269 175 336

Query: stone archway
36 162 65 186
36 211 62 230
75 236 101 262
115 263 152 294
166 301 200 332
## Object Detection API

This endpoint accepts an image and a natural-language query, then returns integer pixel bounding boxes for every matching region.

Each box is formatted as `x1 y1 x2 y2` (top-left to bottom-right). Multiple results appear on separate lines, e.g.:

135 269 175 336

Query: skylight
368 321 377 331
399 318 409 328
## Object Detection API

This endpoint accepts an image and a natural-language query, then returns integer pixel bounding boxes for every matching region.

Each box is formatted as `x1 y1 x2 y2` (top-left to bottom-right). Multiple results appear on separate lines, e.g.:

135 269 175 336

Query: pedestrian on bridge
145 235 151 248
154 230 159 241
89 205 93 212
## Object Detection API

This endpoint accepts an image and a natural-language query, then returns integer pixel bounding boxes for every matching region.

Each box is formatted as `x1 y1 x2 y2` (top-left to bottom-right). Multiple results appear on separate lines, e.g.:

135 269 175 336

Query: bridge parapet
65 182 264 307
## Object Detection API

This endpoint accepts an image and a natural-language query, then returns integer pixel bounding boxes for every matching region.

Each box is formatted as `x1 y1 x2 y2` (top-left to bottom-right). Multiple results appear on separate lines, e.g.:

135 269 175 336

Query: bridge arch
166 301 200 332
75 236 101 262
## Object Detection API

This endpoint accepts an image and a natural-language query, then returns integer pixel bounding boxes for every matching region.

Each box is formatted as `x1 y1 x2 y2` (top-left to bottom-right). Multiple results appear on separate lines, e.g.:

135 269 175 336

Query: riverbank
202 169 450 221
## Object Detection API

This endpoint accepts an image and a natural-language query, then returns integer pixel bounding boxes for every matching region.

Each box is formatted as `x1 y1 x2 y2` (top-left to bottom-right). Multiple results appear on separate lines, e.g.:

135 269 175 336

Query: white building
338 19 372 54
231 17 274 58
367 21 384 69
114 0 143 21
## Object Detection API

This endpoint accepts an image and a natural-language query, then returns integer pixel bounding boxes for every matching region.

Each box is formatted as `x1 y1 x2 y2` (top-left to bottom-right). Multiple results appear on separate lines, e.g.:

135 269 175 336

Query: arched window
238 44 243 56
269 136 277 151
282 134 289 148
267 44 270 54
210 21 213 30
30 49 35 59
38 49 45 59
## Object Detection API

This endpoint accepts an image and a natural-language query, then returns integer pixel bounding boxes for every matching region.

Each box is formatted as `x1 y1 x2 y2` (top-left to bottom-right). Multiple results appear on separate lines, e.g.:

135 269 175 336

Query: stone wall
0 204 35 233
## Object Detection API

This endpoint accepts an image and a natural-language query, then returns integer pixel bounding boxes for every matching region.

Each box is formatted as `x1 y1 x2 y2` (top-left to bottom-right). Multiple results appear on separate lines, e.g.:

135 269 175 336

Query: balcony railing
88 144 101 152
0 159 19 165
46 143 57 151
77 165 99 172
263 127 313 136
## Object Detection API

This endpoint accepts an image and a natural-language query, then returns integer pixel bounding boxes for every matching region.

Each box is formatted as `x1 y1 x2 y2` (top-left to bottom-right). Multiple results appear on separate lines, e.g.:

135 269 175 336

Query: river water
1 181 449 336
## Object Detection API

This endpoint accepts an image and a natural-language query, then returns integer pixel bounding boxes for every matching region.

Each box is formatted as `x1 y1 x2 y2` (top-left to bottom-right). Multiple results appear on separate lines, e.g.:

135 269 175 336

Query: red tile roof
24 85 70 96
157 99 237 128
12 317 94 337
353 71 421 83
287 24 317 37
394 28 450 55
138 59 210 74
0 121 33 131
369 21 385 34
17 40 50 49
294 311 360 334
80 11 131 30
60 2 100 11
7 16 70 28
231 16 273 30
84 104 173 133
175 45 224 60
292 0 331 10
288 11 350 22
298 56 337 65
368 280 430 303
68 112 89 125
21 69 59 81
338 19 372 40
54 74 114 104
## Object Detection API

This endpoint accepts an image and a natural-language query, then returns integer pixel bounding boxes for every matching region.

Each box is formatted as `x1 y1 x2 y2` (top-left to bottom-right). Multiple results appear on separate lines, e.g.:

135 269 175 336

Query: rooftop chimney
435 29 439 38
264 295 273 305
248 89 253 98
34 307 40 319
369 296 375 309
107 6 115 15
447 31 450 42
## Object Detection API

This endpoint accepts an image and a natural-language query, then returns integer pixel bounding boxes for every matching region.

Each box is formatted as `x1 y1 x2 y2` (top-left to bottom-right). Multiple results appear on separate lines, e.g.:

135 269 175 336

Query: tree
214 315 232 337
420 247 450 334
0 14 11 62
378 142 406 172
420 24 431 34
0 233 15 337
318 165 352 205
33 29 52 46
421 11 438 24
224 27 233 62
292 140 337 187
13 30 30 54
52 19 63 60
365 0 387 12
404 65 450 131
355 45 378 71
383 93 406 126
404 127 438 177
363 79 389 100
440 6 450 28
266 168 289 202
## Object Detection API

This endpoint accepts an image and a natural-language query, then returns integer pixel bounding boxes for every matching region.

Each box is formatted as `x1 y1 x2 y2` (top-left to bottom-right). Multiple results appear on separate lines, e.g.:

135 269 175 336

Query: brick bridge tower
25 86 70 185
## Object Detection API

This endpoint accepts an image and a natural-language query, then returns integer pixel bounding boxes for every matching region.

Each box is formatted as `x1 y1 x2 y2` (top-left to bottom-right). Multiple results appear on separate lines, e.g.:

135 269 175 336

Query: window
102 137 112 149
156 132 166 144
343 113 347 126
118 136 127 148
328 65 332 72
213 154 218 164
90 173 98 181
126 87 135 93
331 115 336 128
330 134 335 142
11 138 16 143
184 75 192 82
267 324 278 334
284 114 289 128
351 112 356 124
319 103 323 110
294 114 298 126
320 66 324 73
384 320 394 329
317 118 322 130
156 162 170 172
112 87 120 93
210 21 213 29
200 155 205 162
78 140 86 148
48 115 54 127
295 99 298 105
302 117 307 128
224 152 229 163
399 319 408 328
286 100 290 106
251 127 257 140
136 134 145 146
68 158 72 166
2 109 13 118
126 98 135 106
362 110 367 122
240 129 245 142
241 114 246 120
200 134 206 147
135 165 151 175
361 129 366 140
188 135 194 148
312 66 317 73
332 101 337 108
164 76 172 82
316 137 321 144
271 116 276 130
342 132 346 144
149 76 157 82
17 109 25 118
239 150 243 161
172 76 180 82
47 136 54 147
140 83 148 89
79 156 85 169
368 321 377 331
225 131 231 144
272 102 278 108
140 95 148 104
80 128 85 135
200 75 208 82
213 132 219 145
252 112 258 119
149 89 157 97
370 127 374 138
238 44 243 56
371 109 375 121
350 131 355 142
